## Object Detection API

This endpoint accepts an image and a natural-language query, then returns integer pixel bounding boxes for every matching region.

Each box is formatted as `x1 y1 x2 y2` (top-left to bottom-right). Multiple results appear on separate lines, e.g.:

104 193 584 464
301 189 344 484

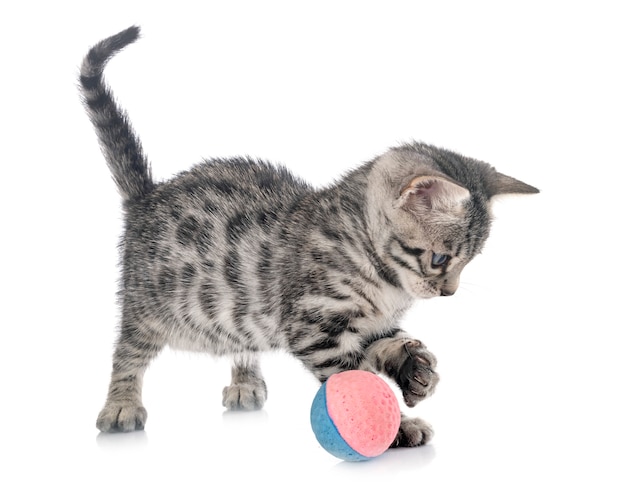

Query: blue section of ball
310 381 371 462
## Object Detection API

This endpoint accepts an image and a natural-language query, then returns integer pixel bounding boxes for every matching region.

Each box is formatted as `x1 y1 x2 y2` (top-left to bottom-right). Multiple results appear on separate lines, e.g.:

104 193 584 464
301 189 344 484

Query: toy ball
310 370 401 461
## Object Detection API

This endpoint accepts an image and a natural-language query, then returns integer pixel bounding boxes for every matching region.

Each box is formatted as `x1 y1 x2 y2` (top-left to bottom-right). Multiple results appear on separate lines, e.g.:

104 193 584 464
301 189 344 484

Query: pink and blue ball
310 370 401 461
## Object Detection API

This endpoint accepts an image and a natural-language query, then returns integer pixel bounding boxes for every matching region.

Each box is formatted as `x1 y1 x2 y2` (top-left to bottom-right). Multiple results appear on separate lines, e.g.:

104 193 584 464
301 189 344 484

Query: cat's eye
431 253 451 268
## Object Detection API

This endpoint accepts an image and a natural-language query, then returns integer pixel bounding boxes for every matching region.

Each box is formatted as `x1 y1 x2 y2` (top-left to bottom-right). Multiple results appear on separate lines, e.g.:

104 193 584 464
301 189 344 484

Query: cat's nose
440 276 459 296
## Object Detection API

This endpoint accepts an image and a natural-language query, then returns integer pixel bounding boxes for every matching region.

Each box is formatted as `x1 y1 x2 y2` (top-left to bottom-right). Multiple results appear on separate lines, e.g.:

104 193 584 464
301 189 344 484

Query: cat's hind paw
222 379 267 410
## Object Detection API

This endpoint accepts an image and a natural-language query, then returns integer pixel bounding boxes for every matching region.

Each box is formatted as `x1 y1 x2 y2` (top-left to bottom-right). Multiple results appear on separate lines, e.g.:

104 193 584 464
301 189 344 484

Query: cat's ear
491 172 540 196
399 175 470 214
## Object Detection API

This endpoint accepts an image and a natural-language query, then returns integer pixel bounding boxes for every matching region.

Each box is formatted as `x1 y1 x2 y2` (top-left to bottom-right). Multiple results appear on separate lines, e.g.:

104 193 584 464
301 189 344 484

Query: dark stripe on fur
360 327 402 351
389 251 421 275
393 236 425 275
294 337 340 357
363 236 402 288
301 311 362 336
312 351 364 371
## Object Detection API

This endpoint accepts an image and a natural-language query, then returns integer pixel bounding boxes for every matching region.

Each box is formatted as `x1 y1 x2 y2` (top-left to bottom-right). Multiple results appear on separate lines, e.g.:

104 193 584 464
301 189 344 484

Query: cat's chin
418 294 440 300
408 287 441 300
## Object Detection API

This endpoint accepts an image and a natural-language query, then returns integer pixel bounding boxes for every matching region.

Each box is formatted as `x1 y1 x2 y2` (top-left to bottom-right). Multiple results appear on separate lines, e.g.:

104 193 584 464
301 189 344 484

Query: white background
2 1 625 487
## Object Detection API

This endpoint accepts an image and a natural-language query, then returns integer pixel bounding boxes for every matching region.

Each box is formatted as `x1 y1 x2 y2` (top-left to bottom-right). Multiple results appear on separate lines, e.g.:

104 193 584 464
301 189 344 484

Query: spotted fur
80 26 539 443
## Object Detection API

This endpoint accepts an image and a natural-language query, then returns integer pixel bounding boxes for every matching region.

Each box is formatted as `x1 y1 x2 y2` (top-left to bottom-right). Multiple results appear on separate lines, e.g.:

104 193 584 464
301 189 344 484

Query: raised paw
390 415 434 448
397 339 439 407
222 380 267 410
96 402 147 433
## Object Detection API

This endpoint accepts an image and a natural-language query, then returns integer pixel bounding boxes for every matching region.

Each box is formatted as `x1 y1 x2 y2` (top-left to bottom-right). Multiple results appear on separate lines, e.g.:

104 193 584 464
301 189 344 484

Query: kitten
80 26 538 446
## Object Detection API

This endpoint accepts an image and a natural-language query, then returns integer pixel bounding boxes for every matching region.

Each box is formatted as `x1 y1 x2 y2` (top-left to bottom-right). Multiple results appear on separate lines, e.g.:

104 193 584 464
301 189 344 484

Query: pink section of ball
325 371 401 458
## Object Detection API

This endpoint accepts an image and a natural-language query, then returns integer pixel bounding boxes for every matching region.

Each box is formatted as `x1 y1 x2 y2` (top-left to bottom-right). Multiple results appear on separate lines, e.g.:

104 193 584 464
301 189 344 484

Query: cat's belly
162 303 287 356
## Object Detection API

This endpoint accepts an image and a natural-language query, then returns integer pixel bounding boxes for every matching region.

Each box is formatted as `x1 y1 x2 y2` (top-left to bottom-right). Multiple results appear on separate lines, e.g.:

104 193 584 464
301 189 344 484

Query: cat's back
122 157 311 272
134 156 311 220
162 156 307 202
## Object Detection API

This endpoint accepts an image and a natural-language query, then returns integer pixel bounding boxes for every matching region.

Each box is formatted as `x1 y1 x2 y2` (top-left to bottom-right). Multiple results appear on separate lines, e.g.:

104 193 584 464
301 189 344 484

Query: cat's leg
364 334 439 447
222 353 267 410
96 320 164 432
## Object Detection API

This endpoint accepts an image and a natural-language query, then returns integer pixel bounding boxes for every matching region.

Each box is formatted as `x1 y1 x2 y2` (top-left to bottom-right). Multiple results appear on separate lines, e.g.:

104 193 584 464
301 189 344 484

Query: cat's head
366 142 538 299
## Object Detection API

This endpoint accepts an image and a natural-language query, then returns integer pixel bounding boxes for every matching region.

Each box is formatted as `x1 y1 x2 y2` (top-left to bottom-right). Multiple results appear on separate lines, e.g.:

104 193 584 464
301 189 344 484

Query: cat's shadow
94 409 270 449
221 408 270 423
332 444 436 473
96 429 149 449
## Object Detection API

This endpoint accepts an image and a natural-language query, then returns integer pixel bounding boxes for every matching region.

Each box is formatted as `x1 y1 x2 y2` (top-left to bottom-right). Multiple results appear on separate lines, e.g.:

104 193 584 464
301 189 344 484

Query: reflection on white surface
96 430 149 449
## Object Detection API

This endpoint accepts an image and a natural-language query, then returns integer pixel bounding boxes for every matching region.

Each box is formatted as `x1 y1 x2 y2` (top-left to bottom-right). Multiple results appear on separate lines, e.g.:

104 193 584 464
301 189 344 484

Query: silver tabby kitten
80 26 538 446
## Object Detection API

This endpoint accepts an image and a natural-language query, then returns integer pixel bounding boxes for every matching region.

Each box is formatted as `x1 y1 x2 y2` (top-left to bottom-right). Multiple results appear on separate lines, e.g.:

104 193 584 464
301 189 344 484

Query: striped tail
79 26 154 201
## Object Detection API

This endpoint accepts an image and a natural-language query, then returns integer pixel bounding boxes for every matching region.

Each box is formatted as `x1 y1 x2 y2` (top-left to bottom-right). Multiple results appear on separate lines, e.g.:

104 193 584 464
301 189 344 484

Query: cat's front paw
390 416 434 448
222 380 267 410
398 340 439 407
96 402 147 433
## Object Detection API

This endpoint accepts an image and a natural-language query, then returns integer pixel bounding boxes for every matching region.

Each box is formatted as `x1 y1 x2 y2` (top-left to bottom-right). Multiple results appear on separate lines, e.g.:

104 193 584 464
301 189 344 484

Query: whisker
458 281 490 295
